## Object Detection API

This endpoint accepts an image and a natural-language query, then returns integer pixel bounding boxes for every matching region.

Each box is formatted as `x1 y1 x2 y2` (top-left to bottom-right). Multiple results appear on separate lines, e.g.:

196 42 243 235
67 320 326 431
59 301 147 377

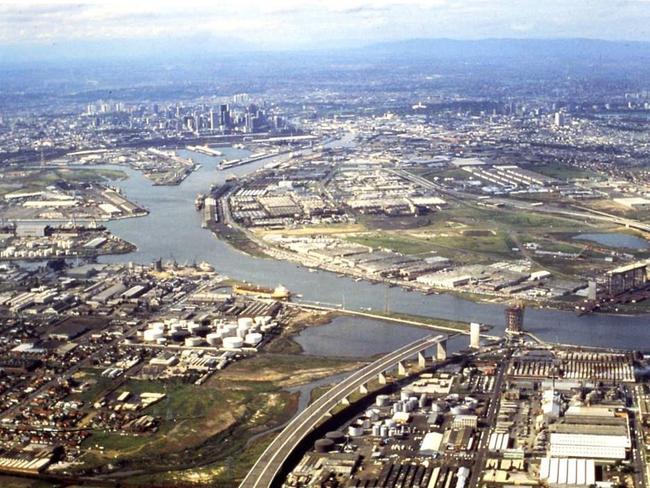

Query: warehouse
419 432 443 456
417 272 472 289
539 458 596 486
549 432 628 459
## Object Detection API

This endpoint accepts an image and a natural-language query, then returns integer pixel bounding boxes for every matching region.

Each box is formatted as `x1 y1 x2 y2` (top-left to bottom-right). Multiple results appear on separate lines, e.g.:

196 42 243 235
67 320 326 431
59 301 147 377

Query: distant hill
362 37 650 63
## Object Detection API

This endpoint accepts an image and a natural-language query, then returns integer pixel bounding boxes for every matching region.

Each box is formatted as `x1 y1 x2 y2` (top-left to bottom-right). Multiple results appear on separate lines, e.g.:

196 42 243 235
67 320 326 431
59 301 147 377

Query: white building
540 458 596 486
549 433 628 460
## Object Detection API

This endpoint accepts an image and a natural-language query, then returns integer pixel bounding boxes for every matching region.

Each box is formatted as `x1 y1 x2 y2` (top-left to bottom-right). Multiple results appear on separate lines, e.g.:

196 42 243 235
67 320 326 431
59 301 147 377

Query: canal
99 148 650 351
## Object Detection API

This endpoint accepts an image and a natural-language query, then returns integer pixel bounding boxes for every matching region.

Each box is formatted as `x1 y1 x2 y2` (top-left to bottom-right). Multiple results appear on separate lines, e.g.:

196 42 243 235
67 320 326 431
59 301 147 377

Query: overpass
239 334 448 488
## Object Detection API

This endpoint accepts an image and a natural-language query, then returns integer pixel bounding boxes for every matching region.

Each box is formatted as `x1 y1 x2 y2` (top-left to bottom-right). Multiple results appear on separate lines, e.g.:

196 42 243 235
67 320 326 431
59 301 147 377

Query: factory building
606 261 648 296
505 303 525 334
539 458 596 487
548 433 628 460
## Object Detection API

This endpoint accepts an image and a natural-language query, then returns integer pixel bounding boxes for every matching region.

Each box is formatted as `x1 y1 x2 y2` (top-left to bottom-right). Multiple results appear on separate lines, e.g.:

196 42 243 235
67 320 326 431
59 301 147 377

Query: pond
573 232 650 250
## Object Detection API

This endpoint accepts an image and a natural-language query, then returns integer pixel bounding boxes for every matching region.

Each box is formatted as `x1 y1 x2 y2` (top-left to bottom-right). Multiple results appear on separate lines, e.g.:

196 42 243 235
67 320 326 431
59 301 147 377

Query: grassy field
0 167 127 197
0 477 52 488
218 353 362 387
75 353 361 485
79 377 295 471
522 162 594 181
345 232 441 255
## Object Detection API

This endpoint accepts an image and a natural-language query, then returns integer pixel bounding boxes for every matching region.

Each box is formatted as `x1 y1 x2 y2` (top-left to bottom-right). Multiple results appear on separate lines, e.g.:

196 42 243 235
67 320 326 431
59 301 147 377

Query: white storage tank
238 317 254 329
244 332 263 346
237 322 251 334
223 324 238 337
348 426 364 437
206 333 222 347
143 329 164 342
223 336 244 349
376 395 390 407
150 322 165 331
365 409 379 422
185 337 203 347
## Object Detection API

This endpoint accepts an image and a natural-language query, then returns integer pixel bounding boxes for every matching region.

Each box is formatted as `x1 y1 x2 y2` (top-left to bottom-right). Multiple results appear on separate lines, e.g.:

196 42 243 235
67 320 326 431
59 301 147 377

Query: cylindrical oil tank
376 395 390 407
372 425 382 437
223 336 244 349
143 329 164 342
365 409 379 422
238 317 254 329
348 426 364 437
170 330 190 342
192 326 210 337
185 337 203 347
314 438 335 453
325 431 346 444
244 332 263 346
206 333 221 347
223 324 238 337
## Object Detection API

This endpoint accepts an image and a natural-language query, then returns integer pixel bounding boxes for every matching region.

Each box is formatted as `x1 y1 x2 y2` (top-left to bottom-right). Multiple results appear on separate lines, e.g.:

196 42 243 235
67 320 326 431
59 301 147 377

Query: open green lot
0 167 127 197
522 162 594 181
74 353 360 486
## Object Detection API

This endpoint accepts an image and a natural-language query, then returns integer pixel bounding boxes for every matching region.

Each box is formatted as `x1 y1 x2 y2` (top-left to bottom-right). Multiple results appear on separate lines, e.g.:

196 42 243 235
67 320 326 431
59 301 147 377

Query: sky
1 0 650 52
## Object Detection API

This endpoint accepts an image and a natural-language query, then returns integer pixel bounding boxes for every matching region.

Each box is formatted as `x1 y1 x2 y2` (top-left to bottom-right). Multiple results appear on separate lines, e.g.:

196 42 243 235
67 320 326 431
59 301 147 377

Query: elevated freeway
239 334 448 488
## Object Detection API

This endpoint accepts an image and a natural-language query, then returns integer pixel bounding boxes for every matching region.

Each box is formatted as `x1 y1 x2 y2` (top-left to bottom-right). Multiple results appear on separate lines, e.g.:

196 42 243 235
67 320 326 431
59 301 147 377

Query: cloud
0 0 648 48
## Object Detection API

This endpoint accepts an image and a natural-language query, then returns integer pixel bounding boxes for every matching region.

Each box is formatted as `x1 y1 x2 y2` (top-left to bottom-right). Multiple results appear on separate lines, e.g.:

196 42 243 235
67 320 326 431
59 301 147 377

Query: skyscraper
219 104 231 129
470 322 481 349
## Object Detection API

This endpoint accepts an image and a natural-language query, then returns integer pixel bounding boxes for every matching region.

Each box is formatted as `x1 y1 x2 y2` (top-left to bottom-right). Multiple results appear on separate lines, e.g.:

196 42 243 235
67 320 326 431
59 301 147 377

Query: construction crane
577 243 593 259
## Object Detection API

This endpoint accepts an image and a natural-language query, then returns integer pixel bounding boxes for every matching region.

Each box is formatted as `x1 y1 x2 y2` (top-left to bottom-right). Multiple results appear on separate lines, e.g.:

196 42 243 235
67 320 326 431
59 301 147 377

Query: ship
195 194 205 211
198 261 214 272
232 283 290 300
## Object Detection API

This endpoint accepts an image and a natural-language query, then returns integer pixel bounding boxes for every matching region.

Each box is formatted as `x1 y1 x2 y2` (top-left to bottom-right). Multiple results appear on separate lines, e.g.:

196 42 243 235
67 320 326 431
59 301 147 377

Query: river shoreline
210 218 647 317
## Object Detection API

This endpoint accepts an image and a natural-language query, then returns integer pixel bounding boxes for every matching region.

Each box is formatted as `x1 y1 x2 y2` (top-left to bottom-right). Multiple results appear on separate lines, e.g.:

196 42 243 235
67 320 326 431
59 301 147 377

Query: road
467 348 509 488
632 385 648 488
239 334 447 488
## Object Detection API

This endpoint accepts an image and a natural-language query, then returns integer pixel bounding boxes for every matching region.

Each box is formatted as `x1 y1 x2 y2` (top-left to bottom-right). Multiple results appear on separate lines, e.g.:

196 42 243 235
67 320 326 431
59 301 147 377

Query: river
98 148 650 351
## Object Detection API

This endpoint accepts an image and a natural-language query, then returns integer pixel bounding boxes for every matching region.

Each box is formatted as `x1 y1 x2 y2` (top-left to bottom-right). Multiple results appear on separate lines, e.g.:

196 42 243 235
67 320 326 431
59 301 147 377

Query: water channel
97 148 650 352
